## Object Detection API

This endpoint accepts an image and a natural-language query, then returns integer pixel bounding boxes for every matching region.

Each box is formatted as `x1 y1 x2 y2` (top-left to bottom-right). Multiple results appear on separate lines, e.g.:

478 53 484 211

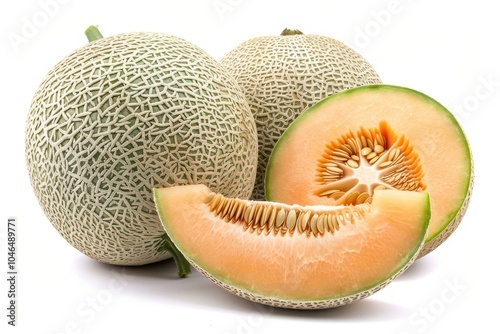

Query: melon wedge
266 84 473 257
154 184 430 309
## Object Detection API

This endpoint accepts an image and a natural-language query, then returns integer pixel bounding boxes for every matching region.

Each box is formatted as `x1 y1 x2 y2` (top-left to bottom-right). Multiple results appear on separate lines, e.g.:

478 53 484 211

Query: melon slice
265 84 473 257
153 184 430 309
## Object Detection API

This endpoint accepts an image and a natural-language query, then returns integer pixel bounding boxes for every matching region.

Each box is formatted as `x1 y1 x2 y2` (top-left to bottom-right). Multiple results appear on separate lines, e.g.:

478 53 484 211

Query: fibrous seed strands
315 121 426 205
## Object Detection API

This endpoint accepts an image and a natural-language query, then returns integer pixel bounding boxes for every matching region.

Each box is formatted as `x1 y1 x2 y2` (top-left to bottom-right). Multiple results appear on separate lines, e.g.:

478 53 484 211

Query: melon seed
216 197 227 216
244 205 252 223
331 214 340 231
369 155 380 164
248 204 258 223
361 147 372 156
209 194 222 211
379 160 393 168
327 165 344 174
347 159 359 168
254 205 264 227
203 192 216 203
267 207 277 230
222 201 233 221
345 191 360 205
286 210 297 231
319 189 339 197
229 200 241 221
300 211 312 232
341 144 354 155
356 192 370 204
320 214 330 233
336 211 345 225
312 214 323 235
235 202 246 222
374 144 385 154
261 205 272 228
367 138 374 149
332 149 351 159
366 151 377 160
275 208 286 228
332 191 345 200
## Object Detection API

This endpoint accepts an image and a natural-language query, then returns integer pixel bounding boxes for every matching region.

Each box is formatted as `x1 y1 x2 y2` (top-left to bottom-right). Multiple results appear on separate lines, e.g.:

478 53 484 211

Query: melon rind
220 31 382 200
153 185 430 310
419 158 474 257
25 32 258 266
190 250 418 309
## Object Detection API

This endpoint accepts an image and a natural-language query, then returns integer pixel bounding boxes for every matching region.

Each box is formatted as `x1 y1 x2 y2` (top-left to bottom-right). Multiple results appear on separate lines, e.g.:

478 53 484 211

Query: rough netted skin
220 31 382 200
25 32 258 265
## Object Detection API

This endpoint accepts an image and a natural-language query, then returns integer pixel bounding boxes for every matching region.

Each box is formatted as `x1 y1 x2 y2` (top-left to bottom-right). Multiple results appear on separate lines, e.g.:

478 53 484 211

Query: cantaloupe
220 28 382 200
25 26 258 268
153 184 430 309
266 84 473 257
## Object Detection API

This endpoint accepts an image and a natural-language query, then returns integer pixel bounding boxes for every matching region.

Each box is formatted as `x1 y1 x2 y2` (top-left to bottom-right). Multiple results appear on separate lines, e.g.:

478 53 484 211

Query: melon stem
159 233 191 278
85 25 104 42
280 28 303 36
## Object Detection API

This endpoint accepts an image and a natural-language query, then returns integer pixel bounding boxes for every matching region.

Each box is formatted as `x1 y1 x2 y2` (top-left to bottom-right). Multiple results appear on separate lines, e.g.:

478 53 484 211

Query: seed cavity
203 193 370 237
315 121 426 205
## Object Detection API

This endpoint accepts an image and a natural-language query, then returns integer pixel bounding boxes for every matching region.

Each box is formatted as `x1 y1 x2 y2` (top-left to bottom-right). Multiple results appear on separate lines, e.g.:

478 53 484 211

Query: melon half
154 184 430 309
266 84 473 257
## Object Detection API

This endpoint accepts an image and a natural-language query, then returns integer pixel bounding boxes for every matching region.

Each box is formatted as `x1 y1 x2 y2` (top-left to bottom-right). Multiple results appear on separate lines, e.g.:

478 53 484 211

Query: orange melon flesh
154 184 430 307
266 85 472 255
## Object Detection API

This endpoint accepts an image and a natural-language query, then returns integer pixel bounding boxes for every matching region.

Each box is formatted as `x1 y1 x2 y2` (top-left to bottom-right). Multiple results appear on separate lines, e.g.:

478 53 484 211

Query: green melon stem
85 25 103 42
158 233 191 278
280 28 303 36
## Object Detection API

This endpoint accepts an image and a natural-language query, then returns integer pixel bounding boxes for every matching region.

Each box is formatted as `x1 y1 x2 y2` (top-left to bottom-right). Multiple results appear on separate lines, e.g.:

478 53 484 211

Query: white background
1 0 498 333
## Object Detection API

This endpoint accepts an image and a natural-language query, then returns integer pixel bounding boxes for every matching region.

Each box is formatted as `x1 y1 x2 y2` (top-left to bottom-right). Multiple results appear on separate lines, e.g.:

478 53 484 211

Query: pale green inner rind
265 84 472 246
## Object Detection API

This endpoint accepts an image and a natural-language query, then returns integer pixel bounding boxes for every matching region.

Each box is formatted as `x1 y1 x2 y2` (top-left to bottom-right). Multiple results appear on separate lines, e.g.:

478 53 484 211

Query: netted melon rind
220 33 382 200
188 238 423 310
25 32 258 265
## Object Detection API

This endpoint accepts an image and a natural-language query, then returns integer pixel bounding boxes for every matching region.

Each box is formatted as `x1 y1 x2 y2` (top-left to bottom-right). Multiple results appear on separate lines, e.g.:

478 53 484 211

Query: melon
153 184 430 309
25 26 258 268
266 84 473 257
220 28 382 200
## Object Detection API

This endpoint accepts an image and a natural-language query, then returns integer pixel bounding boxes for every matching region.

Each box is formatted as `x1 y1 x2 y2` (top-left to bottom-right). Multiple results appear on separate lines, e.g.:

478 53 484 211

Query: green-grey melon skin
220 32 382 200
25 32 258 266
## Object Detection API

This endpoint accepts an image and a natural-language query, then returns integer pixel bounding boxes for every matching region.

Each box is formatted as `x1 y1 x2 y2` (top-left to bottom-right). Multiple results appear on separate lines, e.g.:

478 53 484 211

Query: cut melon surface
154 184 430 309
266 84 473 257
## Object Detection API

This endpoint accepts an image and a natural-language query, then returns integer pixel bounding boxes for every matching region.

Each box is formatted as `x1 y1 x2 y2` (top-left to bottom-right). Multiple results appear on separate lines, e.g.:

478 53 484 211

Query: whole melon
25 27 258 266
220 29 382 200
